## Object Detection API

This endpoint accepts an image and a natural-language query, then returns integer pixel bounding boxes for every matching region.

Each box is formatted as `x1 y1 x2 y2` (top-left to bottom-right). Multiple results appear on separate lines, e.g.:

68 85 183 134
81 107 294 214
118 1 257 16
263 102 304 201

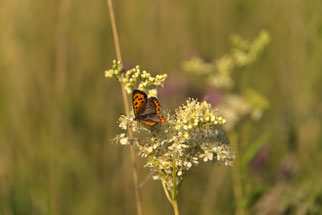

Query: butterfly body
132 90 166 126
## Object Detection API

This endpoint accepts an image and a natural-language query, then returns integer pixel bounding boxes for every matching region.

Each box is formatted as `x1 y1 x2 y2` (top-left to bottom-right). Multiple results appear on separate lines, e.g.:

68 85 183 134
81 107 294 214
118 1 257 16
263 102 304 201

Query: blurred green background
1 0 322 214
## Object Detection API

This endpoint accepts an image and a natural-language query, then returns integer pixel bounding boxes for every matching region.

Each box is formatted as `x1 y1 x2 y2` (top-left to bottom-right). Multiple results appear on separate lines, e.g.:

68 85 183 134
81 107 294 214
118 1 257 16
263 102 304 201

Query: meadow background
1 0 322 214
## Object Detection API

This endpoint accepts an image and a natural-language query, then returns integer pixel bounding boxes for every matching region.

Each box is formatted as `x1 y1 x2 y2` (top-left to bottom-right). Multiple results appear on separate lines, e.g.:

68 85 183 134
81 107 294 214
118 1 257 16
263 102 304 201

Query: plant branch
106 0 122 63
171 154 179 215
106 1 142 215
230 131 245 215
162 181 172 204
171 199 179 215
139 171 154 189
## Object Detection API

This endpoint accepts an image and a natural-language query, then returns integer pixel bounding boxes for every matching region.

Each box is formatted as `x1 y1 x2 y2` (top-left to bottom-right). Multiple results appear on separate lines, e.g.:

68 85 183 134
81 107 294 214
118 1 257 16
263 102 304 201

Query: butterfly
132 89 166 126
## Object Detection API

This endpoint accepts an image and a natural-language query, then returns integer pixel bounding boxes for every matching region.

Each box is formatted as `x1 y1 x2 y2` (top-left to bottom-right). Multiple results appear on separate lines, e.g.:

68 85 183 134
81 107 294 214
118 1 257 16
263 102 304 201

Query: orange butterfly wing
132 90 147 116
136 120 157 126
138 114 166 125
132 90 166 126
151 98 161 114
159 115 166 124
149 98 165 124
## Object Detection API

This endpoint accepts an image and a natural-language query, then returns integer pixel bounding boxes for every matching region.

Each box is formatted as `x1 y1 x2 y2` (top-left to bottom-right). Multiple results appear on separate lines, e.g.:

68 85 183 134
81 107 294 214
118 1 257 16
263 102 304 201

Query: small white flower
148 89 157 97
120 138 128 145
147 147 153 154
152 175 159 180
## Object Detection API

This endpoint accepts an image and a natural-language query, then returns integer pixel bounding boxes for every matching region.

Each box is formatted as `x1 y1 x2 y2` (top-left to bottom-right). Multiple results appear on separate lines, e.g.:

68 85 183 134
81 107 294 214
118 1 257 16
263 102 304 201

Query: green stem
171 199 179 215
230 131 245 215
171 154 180 215
162 181 172 204
172 158 177 200
161 180 179 215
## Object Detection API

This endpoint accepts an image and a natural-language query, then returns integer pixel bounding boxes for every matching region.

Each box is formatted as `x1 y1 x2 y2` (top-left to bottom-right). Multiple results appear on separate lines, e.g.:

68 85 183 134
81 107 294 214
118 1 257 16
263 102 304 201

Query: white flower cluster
182 57 213 76
218 95 251 131
114 98 234 192
230 30 270 66
218 89 269 130
105 60 167 96
105 60 122 78
182 30 271 90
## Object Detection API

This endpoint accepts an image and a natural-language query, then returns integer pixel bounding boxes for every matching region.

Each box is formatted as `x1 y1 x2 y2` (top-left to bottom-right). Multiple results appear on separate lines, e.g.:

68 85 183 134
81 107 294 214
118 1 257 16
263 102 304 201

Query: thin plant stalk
230 132 245 215
172 200 179 215
161 156 180 215
171 154 180 215
106 0 143 215
162 182 172 204
162 181 180 215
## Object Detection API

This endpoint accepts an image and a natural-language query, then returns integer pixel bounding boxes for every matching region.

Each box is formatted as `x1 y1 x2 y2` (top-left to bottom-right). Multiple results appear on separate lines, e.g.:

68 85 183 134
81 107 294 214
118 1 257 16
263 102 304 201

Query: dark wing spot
134 96 139 99
138 98 142 100
135 107 138 109
135 102 138 105
141 101 144 103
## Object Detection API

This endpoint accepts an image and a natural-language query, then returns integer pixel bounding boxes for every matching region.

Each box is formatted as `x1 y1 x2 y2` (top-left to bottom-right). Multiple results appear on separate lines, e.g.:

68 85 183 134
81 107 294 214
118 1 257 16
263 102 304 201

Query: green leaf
240 132 271 169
